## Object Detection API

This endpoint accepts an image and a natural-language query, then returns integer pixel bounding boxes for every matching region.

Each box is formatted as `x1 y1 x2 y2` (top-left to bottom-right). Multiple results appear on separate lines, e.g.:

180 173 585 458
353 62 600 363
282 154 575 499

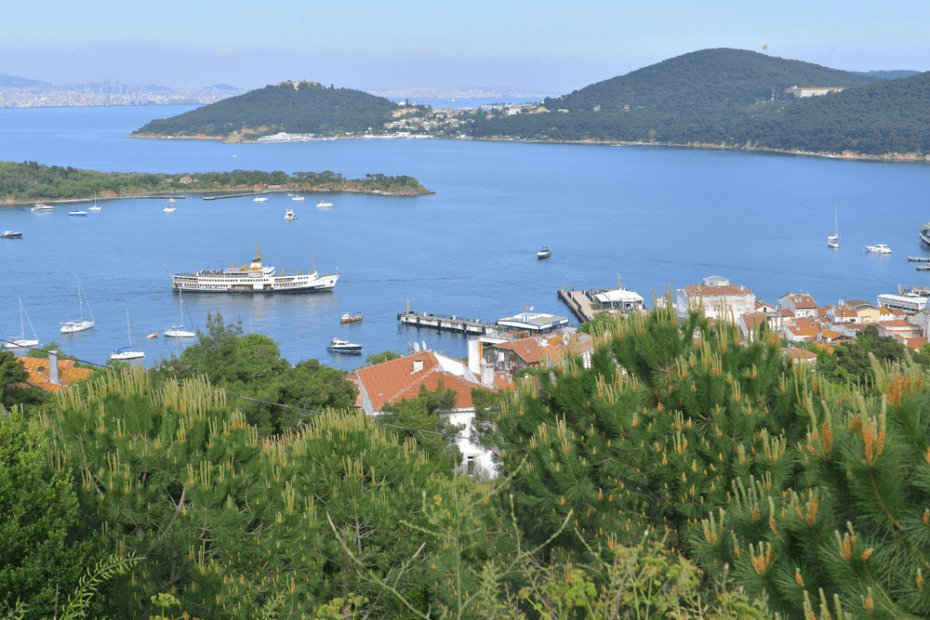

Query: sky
3 0 929 94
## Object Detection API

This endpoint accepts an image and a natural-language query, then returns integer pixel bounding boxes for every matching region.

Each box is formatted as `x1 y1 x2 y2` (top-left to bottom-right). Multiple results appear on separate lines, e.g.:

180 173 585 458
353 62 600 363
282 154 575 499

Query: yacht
1 231 23 239
31 203 53 212
69 210 88 217
292 195 305 201
920 222 930 247
866 244 892 254
537 246 551 259
327 338 362 353
253 196 268 202
88 192 102 211
60 274 95 334
285 209 297 221
316 200 333 208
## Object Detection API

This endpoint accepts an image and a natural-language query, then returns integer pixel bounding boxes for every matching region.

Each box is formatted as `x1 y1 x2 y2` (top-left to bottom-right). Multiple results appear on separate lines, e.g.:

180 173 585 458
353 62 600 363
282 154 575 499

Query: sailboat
4 298 39 350
60 274 95 333
828 206 839 248
88 192 102 211
111 311 144 361
165 290 195 338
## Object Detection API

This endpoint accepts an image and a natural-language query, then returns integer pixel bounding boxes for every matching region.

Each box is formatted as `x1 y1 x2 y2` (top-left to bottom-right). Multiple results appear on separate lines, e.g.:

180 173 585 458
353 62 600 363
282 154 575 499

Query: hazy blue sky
3 0 928 93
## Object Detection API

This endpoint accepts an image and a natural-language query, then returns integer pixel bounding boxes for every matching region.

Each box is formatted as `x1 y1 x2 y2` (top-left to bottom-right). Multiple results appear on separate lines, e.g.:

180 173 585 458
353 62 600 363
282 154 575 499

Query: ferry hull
171 274 338 294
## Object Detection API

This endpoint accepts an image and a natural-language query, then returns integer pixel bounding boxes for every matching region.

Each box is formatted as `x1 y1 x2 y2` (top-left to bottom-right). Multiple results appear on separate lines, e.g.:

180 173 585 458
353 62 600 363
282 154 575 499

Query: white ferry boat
171 244 339 294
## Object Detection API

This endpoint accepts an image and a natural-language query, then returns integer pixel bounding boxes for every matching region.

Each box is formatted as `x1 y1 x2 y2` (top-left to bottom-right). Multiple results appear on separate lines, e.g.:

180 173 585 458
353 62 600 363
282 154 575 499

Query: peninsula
0 161 432 205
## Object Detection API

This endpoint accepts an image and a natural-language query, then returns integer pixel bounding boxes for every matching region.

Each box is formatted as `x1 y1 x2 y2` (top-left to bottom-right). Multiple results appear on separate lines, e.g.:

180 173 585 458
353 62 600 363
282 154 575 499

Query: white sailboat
164 291 195 338
828 206 838 243
4 298 39 350
88 192 102 211
60 274 95 333
111 311 144 361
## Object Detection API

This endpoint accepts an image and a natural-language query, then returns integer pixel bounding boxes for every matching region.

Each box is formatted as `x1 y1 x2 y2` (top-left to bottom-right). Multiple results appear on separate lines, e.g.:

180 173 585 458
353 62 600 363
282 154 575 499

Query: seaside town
13 271 930 477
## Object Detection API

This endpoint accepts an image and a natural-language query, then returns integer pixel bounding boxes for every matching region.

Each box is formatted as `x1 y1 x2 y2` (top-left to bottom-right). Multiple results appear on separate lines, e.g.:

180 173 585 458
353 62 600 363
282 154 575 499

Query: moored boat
292 195 305 201
31 203 53 212
920 222 930 247
327 338 362 353
60 274 95 334
171 243 339 294
1 231 23 239
537 246 551 259
69 210 88 217
341 312 362 323
285 209 297 221
253 196 268 202
316 200 333 208
866 244 892 254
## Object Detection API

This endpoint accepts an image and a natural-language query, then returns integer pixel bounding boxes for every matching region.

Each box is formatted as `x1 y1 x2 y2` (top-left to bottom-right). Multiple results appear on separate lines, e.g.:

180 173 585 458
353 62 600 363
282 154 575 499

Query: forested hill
132 81 399 140
543 48 876 115
464 49 930 157
725 70 930 155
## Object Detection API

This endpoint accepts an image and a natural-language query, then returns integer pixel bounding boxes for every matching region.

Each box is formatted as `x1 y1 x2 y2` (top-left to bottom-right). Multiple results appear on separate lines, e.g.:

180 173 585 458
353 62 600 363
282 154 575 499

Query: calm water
1 105 929 370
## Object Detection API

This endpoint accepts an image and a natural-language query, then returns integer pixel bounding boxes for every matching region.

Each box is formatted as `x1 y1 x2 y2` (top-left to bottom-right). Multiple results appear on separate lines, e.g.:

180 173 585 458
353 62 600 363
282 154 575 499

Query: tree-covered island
0 160 432 205
131 50 930 160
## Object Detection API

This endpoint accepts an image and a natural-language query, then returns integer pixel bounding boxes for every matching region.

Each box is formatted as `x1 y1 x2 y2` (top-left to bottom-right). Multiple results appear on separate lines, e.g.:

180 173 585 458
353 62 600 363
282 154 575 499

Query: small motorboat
327 338 362 353
146 332 158 339
341 312 362 323
164 206 176 213
292 195 305 201
316 200 333 208
537 246 551 259
285 209 297 221
31 203 53 212
253 196 268 202
1 231 23 239
69 210 88 217
828 239 838 249
168 198 177 203
866 244 892 254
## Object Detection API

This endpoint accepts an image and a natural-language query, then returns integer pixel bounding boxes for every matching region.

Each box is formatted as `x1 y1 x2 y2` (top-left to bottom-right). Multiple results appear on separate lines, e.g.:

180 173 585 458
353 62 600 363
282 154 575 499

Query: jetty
397 311 515 340
134 195 186 200
558 289 596 322
558 281 646 323
917 265 930 271
203 192 266 201
909 256 930 262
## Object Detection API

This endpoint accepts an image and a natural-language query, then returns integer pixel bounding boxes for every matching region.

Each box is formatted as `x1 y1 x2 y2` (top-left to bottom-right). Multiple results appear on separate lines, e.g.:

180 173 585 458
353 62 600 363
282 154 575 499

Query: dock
203 192 266 201
397 312 515 340
557 289 596 322
133 195 186 199
917 265 930 271
909 256 930 262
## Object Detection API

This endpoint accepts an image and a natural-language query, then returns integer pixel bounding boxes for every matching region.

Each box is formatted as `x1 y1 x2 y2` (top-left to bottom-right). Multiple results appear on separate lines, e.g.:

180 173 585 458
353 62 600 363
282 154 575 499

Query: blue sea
1 105 929 370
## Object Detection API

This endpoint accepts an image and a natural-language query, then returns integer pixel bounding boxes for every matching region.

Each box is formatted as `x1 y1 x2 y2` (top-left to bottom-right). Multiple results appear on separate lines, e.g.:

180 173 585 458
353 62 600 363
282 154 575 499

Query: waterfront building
496 311 569 334
348 349 498 476
845 299 881 324
676 276 756 322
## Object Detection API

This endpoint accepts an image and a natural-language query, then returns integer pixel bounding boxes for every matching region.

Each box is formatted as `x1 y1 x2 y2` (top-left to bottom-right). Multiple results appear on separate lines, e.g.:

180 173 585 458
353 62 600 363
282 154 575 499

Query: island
0 161 432 205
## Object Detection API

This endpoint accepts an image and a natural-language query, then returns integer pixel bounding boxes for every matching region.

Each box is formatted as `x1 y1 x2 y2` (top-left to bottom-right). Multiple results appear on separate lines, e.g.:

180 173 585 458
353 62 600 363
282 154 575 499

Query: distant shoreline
130 131 930 163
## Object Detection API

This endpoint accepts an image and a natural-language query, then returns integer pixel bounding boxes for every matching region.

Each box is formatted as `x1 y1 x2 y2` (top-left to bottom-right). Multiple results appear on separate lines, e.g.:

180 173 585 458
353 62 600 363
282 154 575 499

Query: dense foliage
150 312 357 436
461 48 930 157
133 81 399 138
0 160 429 202
10 301 930 618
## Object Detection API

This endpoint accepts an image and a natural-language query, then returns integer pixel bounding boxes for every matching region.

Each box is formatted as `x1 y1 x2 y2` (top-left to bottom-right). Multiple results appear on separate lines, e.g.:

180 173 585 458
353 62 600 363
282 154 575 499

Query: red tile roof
493 338 546 364
17 357 93 393
350 351 488 412
683 284 752 297
783 293 817 309
742 312 766 330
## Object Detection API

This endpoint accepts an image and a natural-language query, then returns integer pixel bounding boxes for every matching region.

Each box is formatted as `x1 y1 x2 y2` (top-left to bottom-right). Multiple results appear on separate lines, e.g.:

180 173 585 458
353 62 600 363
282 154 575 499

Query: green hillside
727 70 930 155
132 81 399 139
463 49 930 156
544 48 875 115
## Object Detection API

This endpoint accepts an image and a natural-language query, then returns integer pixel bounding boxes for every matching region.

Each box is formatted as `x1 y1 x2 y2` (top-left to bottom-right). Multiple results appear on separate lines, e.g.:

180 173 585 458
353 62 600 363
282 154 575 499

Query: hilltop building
784 86 846 98
676 276 756 322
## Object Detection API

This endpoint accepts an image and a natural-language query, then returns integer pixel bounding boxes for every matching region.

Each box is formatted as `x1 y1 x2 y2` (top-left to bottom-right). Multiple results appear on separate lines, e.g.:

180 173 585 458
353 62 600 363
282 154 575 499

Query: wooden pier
397 312 514 340
909 256 930 262
917 265 930 271
203 192 266 201
557 289 596 322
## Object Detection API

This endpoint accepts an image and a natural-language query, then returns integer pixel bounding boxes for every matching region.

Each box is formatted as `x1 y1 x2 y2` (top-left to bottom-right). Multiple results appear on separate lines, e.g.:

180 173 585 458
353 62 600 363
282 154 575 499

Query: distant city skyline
5 0 929 95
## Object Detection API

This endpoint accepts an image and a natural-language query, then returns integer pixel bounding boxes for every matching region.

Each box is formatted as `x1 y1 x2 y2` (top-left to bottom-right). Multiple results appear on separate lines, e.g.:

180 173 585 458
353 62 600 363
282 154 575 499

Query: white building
676 276 756 322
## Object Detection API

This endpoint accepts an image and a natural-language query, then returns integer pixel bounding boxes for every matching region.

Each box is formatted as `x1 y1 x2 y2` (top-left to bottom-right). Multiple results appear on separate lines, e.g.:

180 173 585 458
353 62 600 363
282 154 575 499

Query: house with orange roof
827 304 858 323
781 347 819 365
845 299 880 324
16 351 94 393
891 335 929 351
482 332 593 378
877 320 922 340
347 348 497 475
676 276 756 322
784 318 823 343
778 292 818 318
